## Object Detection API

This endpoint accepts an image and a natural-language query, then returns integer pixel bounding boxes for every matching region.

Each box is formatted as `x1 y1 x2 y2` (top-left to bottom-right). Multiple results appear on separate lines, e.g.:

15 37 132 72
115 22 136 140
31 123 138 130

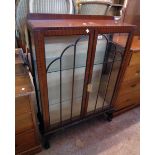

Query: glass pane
45 35 89 125
87 33 129 113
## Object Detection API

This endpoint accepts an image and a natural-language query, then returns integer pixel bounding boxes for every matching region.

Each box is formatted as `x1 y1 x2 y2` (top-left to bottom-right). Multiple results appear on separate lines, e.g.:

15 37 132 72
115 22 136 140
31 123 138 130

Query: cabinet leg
37 112 45 134
104 112 113 122
43 137 50 149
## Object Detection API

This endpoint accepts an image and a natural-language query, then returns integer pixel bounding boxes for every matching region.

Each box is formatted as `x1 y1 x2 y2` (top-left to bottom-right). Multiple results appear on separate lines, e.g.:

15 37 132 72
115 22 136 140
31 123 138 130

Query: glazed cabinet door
31 29 93 128
86 32 130 115
45 35 88 125
29 29 133 130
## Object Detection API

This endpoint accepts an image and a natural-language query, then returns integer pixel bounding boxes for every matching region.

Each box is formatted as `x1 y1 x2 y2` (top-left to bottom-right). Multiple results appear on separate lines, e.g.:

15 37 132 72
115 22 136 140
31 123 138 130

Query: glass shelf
46 51 123 73
47 58 122 73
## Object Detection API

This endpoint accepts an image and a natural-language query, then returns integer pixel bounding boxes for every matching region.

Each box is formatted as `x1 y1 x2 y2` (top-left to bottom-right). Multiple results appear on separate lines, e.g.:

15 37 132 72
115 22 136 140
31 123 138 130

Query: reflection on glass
87 34 107 112
87 33 128 113
45 35 89 125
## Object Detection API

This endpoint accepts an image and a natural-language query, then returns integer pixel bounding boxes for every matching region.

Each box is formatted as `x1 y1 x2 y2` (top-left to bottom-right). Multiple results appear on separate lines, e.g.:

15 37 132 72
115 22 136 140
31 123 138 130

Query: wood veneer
15 50 41 154
27 14 135 146
113 36 140 114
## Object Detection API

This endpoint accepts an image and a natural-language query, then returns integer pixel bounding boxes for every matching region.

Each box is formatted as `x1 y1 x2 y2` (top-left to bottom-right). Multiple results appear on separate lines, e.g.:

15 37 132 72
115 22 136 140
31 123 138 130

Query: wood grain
123 0 140 35
113 36 140 113
15 75 33 97
27 14 135 134
15 53 41 154
16 113 34 134
16 130 38 154
15 96 31 115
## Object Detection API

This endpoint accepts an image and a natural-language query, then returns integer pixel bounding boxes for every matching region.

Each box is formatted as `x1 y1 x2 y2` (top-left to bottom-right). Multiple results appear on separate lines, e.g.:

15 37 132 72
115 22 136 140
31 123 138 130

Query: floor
37 107 140 155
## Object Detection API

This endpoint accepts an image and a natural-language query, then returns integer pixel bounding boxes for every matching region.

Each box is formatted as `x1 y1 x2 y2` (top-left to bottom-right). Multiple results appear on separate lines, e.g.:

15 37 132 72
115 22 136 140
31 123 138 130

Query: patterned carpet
37 107 140 155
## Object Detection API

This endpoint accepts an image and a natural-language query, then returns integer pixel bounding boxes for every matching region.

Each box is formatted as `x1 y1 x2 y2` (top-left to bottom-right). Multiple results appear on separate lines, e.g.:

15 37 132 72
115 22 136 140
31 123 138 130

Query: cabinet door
44 32 93 126
31 29 132 129
86 33 130 114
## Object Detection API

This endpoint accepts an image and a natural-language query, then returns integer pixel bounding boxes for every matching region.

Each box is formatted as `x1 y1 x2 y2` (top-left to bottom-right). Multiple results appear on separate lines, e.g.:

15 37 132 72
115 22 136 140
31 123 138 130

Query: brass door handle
87 83 93 92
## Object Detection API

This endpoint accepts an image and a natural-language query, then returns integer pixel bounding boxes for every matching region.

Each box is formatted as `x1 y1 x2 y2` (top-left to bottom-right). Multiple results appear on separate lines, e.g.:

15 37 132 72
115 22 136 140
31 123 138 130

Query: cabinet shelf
47 59 122 73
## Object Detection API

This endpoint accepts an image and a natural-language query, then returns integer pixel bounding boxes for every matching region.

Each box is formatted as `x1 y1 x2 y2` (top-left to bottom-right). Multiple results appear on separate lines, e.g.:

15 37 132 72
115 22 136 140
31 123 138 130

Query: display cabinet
27 13 135 148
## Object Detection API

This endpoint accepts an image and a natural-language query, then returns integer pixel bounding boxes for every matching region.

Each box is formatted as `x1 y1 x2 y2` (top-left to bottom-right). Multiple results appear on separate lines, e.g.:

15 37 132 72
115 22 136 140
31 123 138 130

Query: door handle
87 83 93 93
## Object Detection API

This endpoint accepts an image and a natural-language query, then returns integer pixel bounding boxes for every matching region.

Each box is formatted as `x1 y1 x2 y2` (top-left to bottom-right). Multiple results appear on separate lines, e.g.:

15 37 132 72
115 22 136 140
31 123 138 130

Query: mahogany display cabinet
27 14 135 148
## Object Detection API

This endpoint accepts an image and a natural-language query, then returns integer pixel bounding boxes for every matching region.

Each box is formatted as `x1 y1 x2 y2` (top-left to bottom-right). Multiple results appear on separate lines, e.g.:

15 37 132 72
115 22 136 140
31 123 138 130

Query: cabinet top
15 75 33 97
27 14 135 32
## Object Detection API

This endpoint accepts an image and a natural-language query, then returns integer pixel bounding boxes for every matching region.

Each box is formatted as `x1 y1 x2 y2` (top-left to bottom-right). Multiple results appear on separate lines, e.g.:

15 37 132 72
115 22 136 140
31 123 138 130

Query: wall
123 0 140 35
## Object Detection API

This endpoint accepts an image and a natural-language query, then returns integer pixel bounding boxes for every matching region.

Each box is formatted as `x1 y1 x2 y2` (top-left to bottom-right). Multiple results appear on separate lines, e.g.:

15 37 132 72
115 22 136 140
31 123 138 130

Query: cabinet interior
30 33 128 125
